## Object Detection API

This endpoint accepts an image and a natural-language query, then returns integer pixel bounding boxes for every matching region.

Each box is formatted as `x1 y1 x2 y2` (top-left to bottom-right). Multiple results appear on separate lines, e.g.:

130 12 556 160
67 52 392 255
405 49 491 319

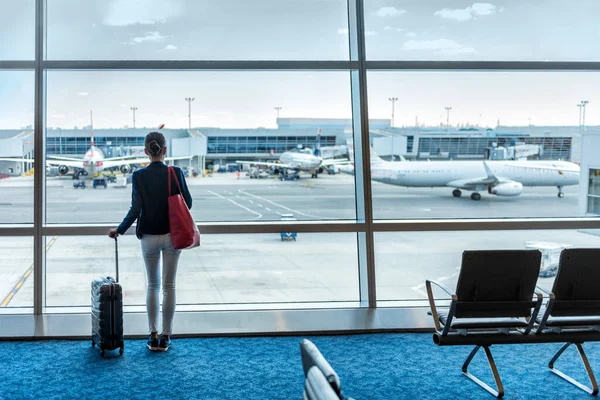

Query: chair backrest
300 339 342 397
550 248 600 317
454 250 541 318
304 367 342 400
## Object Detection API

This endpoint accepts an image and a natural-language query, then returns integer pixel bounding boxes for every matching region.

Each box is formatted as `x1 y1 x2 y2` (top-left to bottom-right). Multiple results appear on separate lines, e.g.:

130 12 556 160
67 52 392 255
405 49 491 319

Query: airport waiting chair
303 367 342 400
426 250 543 398
300 339 355 400
535 248 600 395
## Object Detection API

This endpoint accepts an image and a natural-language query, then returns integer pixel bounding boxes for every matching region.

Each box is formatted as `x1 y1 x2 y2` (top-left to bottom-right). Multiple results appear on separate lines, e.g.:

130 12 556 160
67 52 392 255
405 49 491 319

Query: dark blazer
117 162 192 239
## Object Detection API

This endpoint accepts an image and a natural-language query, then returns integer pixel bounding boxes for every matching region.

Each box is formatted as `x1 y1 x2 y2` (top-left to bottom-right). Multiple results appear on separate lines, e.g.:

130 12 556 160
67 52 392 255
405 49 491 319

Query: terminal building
0 119 588 177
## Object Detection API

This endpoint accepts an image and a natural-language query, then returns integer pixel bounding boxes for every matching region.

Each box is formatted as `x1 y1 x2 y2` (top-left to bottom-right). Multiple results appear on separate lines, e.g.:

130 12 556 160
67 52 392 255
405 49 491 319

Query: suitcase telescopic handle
114 236 119 283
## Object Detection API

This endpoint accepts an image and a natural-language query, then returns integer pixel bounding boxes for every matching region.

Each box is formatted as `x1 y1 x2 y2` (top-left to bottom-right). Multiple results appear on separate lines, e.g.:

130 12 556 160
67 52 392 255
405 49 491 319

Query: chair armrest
426 280 457 334
523 292 544 334
535 292 556 334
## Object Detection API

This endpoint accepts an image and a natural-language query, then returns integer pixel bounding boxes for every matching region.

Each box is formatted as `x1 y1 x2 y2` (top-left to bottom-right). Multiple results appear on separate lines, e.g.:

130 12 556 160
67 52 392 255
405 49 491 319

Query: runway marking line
207 190 262 220
0 235 59 307
237 189 328 219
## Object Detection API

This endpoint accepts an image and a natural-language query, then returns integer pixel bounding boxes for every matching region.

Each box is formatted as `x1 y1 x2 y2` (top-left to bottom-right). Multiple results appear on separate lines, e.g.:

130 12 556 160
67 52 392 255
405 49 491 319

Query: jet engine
488 182 523 197
58 165 69 175
119 164 131 174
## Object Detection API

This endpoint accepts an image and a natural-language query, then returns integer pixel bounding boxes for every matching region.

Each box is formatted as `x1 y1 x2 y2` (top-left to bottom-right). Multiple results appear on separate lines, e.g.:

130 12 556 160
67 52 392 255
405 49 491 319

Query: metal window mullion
33 0 46 315
366 61 600 71
349 0 376 308
0 61 36 70
42 60 358 70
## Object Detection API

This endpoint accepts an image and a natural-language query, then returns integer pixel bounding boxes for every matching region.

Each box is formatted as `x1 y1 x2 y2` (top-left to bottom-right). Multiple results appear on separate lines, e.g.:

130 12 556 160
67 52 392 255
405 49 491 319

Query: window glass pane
0 71 34 224
0 1 34 60
0 237 33 312
46 233 359 308
46 71 355 223
47 0 349 60
364 1 600 61
366 71 592 219
376 230 600 303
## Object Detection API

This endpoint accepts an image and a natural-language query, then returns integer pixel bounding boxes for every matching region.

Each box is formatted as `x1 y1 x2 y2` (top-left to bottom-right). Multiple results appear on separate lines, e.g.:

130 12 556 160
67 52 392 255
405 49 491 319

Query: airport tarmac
0 171 583 223
0 172 595 311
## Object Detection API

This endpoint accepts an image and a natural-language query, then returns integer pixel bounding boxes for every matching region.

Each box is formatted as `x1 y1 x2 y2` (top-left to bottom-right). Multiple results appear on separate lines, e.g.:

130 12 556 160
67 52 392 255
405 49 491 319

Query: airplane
0 126 191 180
235 133 348 179
341 142 580 200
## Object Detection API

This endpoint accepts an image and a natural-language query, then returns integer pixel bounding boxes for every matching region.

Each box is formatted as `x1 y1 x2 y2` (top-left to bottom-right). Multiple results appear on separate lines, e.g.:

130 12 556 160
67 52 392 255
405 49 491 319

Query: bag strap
168 166 183 196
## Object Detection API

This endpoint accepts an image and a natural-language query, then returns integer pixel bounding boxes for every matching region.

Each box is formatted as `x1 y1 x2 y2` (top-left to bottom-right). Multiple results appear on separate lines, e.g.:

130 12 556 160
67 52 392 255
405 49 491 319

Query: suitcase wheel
91 340 95 348
119 347 124 356
100 350 105 357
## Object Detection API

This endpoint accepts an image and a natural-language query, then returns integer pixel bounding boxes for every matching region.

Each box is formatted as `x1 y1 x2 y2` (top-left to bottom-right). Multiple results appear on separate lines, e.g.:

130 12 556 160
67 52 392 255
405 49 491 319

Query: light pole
445 106 452 132
130 107 138 128
274 106 282 120
388 97 398 127
577 103 583 132
185 97 195 129
581 100 589 132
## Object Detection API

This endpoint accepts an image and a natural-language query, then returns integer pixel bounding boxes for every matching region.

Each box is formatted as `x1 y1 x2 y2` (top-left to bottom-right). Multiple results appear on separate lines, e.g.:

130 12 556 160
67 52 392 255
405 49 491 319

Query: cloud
103 0 182 26
375 7 406 17
77 92 88 96
365 31 377 36
384 26 404 32
164 44 177 51
402 39 475 55
406 32 417 37
337 28 348 35
434 3 497 21
52 114 67 119
132 31 165 43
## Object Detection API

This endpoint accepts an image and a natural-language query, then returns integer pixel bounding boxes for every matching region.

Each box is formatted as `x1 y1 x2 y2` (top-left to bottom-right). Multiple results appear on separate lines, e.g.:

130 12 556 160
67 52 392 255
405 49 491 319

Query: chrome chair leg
549 342 599 396
462 345 505 398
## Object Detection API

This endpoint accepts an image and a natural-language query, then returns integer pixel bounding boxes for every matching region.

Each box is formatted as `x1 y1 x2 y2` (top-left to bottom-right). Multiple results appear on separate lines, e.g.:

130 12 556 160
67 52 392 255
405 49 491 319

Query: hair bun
149 140 162 155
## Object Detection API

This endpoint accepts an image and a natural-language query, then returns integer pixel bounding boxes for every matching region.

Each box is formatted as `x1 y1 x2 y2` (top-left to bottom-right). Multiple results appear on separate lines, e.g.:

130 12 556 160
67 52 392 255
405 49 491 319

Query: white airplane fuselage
371 160 579 188
81 147 106 176
279 152 322 173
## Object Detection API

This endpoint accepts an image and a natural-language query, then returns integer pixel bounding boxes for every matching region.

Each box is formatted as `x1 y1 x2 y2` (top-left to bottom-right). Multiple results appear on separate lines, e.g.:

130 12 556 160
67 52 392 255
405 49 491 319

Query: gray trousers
141 233 181 335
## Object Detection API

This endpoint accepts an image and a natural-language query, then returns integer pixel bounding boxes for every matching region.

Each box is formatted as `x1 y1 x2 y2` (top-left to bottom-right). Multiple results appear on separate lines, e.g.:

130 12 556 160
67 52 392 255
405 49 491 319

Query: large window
364 1 600 61
0 238 33 312
0 1 35 60
44 71 356 224
2 0 600 335
367 71 594 219
46 0 349 60
0 71 34 224
375 229 600 303
45 233 359 308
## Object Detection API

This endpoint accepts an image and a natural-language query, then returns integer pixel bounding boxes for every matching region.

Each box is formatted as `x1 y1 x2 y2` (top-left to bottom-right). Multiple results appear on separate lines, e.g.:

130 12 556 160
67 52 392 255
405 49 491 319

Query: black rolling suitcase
91 236 124 357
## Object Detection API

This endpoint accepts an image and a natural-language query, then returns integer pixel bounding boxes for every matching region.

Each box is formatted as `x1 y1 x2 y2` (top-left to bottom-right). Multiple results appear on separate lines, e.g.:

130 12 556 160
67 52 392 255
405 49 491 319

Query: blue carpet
0 333 598 399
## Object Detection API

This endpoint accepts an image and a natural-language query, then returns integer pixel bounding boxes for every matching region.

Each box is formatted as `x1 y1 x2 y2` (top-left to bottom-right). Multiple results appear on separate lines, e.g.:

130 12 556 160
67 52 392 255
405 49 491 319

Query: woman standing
109 131 192 352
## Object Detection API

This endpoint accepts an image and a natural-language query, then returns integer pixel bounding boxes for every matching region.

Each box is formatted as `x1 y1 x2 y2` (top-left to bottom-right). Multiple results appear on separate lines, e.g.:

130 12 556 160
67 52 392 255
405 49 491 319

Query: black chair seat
536 308 600 327
438 310 528 329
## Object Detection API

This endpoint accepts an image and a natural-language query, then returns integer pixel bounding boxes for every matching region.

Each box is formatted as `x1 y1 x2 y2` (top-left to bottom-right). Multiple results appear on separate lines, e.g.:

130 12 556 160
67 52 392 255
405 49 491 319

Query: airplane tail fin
313 129 322 157
344 135 384 166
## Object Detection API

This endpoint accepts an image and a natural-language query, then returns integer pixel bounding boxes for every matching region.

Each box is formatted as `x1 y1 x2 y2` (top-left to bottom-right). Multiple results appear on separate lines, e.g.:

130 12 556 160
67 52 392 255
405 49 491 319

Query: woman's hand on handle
108 229 119 239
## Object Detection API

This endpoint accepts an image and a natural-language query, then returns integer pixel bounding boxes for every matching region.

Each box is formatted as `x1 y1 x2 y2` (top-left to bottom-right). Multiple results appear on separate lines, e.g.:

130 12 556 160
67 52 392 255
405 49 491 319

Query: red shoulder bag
168 167 200 249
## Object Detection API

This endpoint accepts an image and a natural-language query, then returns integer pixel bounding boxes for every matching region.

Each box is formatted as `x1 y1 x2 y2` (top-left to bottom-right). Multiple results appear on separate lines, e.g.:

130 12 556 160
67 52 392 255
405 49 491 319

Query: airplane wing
102 155 192 169
47 155 83 162
236 160 288 168
446 161 514 190
321 158 350 166
0 157 84 169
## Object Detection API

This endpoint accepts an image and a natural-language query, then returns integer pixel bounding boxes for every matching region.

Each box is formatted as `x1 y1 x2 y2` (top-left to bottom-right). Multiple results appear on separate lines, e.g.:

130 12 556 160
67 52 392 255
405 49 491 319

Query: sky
1 0 599 129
